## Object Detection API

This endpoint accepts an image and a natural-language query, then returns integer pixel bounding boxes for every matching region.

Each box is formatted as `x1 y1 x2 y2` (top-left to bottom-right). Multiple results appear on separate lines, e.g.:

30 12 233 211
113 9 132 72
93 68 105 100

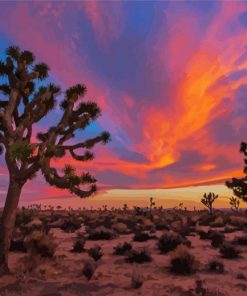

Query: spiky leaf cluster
9 141 35 162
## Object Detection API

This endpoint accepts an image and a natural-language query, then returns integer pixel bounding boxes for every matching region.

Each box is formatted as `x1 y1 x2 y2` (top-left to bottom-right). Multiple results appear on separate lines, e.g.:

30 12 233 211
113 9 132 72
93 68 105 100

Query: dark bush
9 229 27 252
208 260 224 273
126 248 152 264
114 242 132 255
223 226 237 233
88 245 103 261
208 231 225 248
133 231 154 242
60 218 81 233
220 243 240 259
155 222 170 231
198 230 209 240
88 226 117 240
71 238 86 253
15 209 34 227
131 272 143 289
83 260 96 280
157 231 191 254
232 235 247 246
169 245 197 275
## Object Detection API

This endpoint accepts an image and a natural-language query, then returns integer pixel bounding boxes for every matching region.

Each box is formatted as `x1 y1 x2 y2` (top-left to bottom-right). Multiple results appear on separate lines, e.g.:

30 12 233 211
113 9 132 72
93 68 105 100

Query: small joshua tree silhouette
201 192 218 215
123 203 128 212
229 196 240 211
149 197 155 210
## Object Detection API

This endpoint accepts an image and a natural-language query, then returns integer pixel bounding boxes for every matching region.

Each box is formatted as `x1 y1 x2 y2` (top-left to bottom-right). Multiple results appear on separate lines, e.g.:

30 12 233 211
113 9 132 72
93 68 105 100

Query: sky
0 0 247 209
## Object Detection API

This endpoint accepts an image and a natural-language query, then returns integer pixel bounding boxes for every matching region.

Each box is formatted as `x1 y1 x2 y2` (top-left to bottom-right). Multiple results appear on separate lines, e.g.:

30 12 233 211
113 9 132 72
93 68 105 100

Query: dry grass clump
24 230 57 258
131 267 144 289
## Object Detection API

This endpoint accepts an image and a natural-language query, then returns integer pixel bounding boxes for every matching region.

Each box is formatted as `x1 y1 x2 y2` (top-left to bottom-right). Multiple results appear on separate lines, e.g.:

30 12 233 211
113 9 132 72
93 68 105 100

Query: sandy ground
0 226 247 296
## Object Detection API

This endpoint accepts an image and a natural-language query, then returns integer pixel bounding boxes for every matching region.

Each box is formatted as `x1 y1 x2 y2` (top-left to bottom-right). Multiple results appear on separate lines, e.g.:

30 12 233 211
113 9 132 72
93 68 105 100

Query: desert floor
0 211 247 296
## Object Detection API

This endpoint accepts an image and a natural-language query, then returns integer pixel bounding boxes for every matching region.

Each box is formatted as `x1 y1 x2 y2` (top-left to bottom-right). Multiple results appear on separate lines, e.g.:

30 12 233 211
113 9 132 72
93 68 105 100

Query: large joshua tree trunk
0 177 23 275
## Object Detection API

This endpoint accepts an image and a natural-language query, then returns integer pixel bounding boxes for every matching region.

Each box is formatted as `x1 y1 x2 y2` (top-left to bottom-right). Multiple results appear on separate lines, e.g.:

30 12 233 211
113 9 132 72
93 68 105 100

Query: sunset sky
0 1 247 209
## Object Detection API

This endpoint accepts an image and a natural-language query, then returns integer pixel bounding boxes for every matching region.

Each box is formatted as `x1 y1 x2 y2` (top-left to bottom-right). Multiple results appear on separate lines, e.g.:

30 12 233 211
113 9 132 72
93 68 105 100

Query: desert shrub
15 208 34 227
208 231 225 248
71 238 86 253
207 260 224 274
236 272 246 280
232 235 247 246
24 230 57 257
229 216 247 227
126 248 152 264
83 260 96 280
60 218 81 233
131 269 143 289
169 245 197 275
10 229 27 252
210 216 225 227
155 221 170 231
112 222 130 234
190 215 200 226
133 231 154 242
142 218 155 231
199 214 213 226
157 231 191 254
82 261 97 280
219 243 240 259
88 245 103 261
198 230 209 240
88 226 117 240
223 225 237 233
114 242 132 255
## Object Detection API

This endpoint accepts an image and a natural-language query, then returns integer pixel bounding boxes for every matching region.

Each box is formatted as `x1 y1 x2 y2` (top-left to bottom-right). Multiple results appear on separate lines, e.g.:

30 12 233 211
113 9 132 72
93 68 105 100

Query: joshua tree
123 203 128 212
226 142 247 203
201 192 218 215
229 196 240 211
0 46 110 274
149 197 155 210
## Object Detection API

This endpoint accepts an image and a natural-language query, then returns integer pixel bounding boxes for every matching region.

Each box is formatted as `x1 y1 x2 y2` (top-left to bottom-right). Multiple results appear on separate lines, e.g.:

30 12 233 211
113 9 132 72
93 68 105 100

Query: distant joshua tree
123 203 128 212
0 46 110 274
229 196 240 211
226 142 247 203
149 197 155 210
201 192 218 215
